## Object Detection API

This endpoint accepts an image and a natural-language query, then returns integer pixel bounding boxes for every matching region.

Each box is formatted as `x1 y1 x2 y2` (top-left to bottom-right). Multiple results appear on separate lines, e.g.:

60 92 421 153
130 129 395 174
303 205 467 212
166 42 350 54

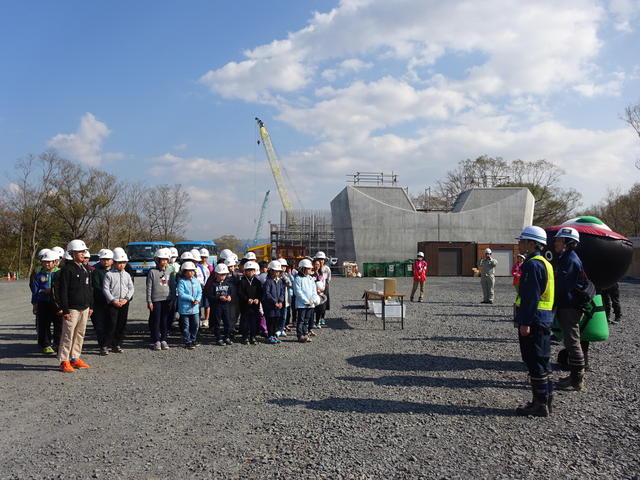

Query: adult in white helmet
478 246 498 304
92 248 114 355
411 251 428 302
293 258 317 343
32 249 60 355
514 225 554 417
102 247 134 354
56 239 93 372
147 246 176 351
552 226 588 393
313 251 332 313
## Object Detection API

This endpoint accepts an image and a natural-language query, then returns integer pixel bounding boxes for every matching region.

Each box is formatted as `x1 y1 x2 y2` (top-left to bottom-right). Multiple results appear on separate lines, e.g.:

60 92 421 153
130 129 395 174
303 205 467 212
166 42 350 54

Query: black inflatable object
545 217 633 290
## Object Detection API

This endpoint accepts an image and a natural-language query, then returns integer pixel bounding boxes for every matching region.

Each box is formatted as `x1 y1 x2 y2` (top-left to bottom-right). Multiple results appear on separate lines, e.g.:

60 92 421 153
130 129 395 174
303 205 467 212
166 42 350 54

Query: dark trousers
240 310 259 338
519 324 552 401
150 300 172 343
212 304 231 339
314 302 327 325
91 303 110 348
602 284 621 319
266 316 280 337
36 301 61 349
106 303 129 348
296 308 314 338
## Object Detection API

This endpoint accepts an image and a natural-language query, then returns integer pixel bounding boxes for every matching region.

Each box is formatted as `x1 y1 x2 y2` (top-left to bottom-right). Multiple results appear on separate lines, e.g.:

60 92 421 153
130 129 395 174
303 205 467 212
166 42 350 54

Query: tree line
0 152 190 275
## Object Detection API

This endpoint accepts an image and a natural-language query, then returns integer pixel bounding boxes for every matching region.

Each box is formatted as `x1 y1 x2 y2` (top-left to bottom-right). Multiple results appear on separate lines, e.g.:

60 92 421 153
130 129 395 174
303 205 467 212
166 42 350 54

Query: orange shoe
59 361 74 373
70 358 90 369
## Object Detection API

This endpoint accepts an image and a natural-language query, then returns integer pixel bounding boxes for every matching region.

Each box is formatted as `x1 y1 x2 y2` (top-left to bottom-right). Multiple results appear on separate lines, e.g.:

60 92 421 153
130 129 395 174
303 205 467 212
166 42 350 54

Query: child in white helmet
31 249 61 354
177 261 202 349
237 261 263 345
146 248 175 351
203 263 234 345
293 259 318 343
197 248 212 329
102 248 134 353
262 260 285 344
276 258 292 337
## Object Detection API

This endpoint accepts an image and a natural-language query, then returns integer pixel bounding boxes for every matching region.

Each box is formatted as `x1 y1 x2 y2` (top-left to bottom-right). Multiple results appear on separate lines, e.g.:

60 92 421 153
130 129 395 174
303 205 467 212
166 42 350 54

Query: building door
439 248 462 275
491 250 513 276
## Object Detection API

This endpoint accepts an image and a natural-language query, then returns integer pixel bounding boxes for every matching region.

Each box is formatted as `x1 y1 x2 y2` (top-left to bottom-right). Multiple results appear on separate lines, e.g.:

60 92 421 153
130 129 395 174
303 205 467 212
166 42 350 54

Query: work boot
515 399 549 417
547 381 554 414
556 367 584 391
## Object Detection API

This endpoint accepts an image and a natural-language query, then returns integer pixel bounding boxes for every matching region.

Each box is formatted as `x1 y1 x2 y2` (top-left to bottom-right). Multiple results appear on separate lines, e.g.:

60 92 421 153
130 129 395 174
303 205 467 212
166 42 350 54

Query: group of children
147 247 332 349
30 241 332 371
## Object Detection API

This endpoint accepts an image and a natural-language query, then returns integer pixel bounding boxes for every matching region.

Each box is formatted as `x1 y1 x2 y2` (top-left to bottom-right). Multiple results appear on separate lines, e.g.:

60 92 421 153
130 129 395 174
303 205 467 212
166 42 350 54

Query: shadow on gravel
327 318 354 330
347 353 523 373
0 341 44 360
402 336 515 343
341 304 364 310
336 375 523 390
432 313 511 320
268 397 513 417
0 362 58 371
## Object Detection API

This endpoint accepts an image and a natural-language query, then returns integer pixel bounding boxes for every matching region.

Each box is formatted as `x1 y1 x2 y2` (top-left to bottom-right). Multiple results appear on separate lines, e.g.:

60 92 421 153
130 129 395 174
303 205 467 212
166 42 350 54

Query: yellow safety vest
515 255 554 311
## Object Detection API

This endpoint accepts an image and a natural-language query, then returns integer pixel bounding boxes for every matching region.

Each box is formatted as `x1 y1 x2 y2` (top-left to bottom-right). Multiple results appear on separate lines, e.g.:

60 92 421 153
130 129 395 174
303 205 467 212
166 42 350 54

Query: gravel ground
1 276 638 479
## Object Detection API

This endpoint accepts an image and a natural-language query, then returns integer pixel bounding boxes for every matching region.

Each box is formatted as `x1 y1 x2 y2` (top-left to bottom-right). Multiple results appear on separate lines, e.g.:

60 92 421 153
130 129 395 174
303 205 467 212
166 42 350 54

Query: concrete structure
331 185 534 268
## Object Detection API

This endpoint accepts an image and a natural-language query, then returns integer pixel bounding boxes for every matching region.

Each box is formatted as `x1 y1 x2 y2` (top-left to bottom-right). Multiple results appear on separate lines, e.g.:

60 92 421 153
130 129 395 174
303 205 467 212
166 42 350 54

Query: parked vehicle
174 241 217 265
126 241 174 276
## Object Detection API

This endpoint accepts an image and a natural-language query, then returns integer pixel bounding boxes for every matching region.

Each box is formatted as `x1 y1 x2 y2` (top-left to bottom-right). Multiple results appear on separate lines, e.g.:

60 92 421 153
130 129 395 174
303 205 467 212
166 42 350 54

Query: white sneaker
280 330 287 337
153 342 161 351
160 341 169 350
201 321 209 328
276 331 282 337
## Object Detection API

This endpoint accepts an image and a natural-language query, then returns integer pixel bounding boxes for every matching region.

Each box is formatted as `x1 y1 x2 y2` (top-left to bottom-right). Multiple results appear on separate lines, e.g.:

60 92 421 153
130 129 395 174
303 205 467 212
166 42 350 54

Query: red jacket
511 262 523 286
413 260 427 282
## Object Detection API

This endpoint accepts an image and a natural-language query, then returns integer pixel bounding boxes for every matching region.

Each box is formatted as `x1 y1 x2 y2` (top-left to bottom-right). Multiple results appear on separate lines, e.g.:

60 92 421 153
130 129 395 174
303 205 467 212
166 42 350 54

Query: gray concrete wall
331 186 534 264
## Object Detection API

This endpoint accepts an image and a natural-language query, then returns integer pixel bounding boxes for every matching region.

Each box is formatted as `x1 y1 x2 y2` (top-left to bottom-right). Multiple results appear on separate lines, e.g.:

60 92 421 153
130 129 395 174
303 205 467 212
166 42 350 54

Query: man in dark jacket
514 226 554 417
553 227 587 392
237 261 263 345
57 240 94 372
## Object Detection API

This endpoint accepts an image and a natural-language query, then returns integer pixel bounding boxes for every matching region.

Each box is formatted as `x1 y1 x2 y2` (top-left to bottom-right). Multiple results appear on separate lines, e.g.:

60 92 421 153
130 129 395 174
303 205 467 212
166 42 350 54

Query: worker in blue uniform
514 226 555 417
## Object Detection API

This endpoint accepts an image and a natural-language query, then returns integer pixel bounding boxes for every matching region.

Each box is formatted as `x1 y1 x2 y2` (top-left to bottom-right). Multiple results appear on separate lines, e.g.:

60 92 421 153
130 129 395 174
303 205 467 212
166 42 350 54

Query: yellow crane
255 117 294 216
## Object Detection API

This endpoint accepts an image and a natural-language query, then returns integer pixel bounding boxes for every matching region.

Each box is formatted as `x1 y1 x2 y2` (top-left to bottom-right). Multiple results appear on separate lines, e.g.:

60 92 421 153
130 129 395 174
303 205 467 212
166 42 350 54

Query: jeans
180 313 200 343
296 308 314 338
211 304 230 339
278 306 289 333
150 300 172 343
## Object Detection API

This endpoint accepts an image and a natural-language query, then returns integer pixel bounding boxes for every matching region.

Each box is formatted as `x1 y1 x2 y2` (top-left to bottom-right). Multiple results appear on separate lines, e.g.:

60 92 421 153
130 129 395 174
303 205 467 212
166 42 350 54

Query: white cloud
47 113 112 167
608 0 640 31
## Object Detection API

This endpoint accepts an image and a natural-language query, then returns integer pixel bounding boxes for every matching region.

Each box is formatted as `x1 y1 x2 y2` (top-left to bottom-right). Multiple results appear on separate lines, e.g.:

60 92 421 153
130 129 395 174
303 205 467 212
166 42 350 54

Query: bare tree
624 102 640 169
142 184 190 241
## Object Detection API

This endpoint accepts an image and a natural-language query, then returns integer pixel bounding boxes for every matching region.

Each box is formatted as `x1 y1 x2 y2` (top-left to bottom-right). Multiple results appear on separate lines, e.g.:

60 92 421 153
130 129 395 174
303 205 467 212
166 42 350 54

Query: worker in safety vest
514 226 555 417
478 248 498 304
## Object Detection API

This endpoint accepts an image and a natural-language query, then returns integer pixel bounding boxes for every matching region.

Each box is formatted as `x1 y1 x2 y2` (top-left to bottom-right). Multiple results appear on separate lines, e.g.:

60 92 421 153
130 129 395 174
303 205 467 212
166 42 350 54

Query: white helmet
277 258 288 266
98 248 114 260
67 239 88 252
51 246 65 259
214 263 229 274
484 248 492 254
199 248 209 257
244 252 257 260
180 261 197 271
83 250 91 258
267 260 282 271
41 249 58 262
37 248 50 259
518 226 547 246
155 248 171 259
224 257 236 267
298 259 313 270
314 251 327 260
555 227 580 243
63 252 73 260
113 249 129 262
244 261 259 271
417 251 424 258
180 251 195 261
169 247 179 258
190 249 202 262
219 249 233 260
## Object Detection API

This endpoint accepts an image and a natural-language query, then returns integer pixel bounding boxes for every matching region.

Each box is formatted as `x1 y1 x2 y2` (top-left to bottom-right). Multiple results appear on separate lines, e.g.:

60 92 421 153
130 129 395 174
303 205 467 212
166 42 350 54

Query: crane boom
255 117 293 214
253 190 270 247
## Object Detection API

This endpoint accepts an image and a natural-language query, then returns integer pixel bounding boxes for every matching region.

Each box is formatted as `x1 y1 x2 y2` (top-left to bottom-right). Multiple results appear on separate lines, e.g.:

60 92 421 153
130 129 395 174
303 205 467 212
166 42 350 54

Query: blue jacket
31 267 58 304
262 276 285 317
293 274 317 309
554 250 586 309
176 276 202 316
515 252 553 327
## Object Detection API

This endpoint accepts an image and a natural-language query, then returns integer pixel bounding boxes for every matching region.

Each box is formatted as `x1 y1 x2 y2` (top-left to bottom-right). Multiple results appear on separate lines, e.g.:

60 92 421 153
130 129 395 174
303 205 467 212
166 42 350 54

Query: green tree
214 234 242 253
587 183 640 237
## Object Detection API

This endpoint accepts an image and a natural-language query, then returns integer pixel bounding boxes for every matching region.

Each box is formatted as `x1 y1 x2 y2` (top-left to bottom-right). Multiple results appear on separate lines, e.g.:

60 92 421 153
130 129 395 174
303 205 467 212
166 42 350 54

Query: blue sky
2 0 640 240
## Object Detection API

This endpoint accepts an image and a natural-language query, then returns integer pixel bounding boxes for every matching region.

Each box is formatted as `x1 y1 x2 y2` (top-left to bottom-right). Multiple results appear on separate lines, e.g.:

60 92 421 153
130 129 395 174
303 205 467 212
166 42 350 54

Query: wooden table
363 290 405 330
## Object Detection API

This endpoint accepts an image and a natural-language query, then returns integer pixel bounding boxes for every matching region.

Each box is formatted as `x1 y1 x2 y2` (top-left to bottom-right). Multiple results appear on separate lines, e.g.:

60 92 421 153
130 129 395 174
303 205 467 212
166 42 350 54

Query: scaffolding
347 171 398 186
270 209 335 259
